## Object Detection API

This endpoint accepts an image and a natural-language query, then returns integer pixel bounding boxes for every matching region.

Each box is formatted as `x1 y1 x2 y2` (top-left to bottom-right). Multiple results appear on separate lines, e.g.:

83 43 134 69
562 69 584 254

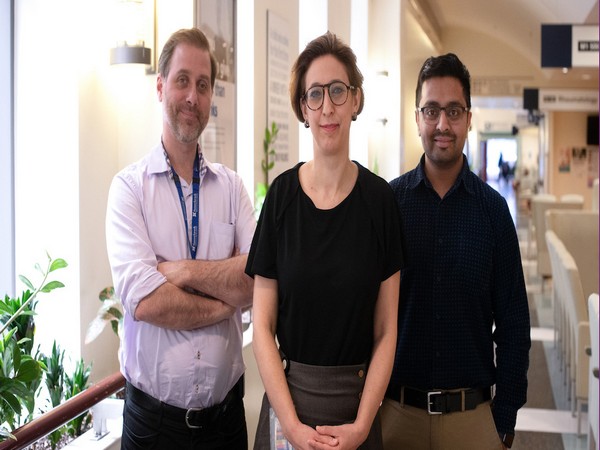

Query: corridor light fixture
110 0 157 74
375 70 389 126
110 43 151 65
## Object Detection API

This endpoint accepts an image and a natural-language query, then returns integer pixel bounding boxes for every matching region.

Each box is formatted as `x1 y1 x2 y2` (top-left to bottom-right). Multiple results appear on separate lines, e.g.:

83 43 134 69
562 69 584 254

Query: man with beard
380 53 530 450
105 28 255 449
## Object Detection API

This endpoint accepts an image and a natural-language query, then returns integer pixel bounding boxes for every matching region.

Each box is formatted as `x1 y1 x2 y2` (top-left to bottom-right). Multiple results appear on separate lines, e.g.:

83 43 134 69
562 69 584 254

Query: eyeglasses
417 105 469 124
303 82 355 111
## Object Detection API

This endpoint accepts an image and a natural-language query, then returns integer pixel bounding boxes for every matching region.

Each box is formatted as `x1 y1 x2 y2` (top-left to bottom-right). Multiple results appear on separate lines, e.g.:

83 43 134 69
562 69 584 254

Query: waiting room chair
546 230 589 434
532 195 583 282
546 210 599 364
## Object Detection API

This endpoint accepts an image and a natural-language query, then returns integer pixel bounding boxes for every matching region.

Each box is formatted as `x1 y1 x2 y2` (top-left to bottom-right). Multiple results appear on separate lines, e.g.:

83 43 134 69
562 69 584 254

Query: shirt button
358 369 365 378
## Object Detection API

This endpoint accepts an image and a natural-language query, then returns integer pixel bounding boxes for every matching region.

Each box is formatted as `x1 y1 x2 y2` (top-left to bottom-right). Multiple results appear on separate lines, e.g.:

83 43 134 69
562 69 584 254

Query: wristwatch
499 432 514 448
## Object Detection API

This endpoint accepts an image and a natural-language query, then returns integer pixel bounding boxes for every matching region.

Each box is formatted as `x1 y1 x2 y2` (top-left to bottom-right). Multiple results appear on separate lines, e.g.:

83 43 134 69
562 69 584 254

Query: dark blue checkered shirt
387 155 530 434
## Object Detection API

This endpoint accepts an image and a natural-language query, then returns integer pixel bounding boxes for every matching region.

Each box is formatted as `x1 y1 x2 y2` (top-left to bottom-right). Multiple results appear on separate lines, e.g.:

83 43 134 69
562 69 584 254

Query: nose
321 89 335 115
186 86 198 106
436 109 450 132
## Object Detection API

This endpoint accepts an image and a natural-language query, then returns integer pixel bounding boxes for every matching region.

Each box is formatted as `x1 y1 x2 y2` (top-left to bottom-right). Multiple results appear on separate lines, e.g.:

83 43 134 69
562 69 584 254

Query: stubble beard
167 103 207 145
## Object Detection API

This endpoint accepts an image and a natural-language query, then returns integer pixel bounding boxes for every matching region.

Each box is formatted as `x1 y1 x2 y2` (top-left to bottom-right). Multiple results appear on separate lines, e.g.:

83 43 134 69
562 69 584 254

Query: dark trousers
121 381 248 450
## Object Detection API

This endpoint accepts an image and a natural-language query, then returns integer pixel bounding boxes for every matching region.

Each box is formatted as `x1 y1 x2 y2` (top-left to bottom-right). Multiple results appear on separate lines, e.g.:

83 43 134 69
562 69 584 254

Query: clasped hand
288 421 367 450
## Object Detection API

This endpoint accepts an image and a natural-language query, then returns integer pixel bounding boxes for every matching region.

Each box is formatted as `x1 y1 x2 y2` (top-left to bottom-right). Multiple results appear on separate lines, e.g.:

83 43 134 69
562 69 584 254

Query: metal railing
0 372 125 450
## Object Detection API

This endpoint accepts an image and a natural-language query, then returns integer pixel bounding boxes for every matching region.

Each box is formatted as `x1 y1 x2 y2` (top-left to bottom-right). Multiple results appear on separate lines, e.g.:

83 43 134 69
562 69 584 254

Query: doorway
485 137 518 185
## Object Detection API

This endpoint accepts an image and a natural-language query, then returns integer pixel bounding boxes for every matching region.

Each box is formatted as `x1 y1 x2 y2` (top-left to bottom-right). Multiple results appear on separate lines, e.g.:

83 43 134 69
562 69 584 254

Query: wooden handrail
0 372 125 450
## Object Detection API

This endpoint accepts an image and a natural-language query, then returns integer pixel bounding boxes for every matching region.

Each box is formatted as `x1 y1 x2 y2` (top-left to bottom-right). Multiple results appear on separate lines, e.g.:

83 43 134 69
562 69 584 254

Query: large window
0 0 15 297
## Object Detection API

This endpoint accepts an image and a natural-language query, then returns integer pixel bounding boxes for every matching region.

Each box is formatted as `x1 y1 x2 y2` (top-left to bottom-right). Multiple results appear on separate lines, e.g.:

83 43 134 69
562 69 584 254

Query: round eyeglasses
417 105 469 125
303 82 355 111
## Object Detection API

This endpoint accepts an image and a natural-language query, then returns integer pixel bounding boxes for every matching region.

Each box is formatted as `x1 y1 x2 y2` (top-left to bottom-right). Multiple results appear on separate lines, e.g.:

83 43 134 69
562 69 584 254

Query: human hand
309 424 366 450
285 422 338 450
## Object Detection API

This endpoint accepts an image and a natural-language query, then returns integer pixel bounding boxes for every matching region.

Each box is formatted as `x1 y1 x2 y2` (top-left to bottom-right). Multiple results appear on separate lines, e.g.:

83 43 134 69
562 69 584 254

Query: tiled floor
492 178 594 450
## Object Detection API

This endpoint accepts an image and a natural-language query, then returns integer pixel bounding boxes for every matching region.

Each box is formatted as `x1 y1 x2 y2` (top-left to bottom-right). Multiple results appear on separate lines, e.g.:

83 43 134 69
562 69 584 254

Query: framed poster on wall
267 10 291 181
195 0 236 170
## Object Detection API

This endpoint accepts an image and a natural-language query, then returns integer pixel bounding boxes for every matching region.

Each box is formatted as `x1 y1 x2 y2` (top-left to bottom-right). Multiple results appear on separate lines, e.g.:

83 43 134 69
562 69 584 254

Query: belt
389 386 491 415
126 375 244 429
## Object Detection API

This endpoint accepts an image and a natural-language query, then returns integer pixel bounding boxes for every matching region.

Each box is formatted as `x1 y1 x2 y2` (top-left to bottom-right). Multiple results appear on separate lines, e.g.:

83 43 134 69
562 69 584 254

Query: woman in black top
246 31 404 450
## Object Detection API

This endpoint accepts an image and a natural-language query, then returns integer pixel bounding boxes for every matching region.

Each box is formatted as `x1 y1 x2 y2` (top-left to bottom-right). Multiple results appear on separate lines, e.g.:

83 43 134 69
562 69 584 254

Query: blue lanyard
171 151 200 260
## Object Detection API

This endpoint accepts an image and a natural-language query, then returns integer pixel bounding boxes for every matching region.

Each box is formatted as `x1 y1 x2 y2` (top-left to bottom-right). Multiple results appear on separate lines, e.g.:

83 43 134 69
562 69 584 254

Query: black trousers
121 381 248 450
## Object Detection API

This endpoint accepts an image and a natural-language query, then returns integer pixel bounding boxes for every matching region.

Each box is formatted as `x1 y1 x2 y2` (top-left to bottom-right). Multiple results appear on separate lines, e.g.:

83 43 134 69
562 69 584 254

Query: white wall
15 0 84 373
367 0 401 180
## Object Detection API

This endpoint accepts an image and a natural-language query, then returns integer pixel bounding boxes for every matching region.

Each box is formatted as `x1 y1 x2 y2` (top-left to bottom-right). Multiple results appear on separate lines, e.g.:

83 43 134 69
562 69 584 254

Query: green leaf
18 275 34 291
0 301 12 315
99 286 115 302
256 183 267 197
106 307 123 320
16 359 42 383
0 390 22 415
40 281 65 293
49 258 68 272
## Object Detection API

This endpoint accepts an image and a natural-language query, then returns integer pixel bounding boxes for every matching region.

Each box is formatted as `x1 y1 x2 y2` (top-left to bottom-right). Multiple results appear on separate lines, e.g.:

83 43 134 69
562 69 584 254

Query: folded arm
157 254 254 308
134 281 235 330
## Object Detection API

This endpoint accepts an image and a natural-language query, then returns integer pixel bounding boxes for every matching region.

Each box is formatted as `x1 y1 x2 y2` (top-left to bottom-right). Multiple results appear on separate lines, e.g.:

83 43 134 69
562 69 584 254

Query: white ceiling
419 0 599 84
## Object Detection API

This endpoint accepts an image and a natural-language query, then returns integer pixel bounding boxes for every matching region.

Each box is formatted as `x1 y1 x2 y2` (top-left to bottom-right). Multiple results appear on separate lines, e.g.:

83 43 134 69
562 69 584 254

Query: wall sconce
375 70 389 126
110 0 157 74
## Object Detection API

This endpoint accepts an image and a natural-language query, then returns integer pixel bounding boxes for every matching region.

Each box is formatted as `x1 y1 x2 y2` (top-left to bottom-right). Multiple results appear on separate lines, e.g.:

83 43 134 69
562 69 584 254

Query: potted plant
0 254 67 442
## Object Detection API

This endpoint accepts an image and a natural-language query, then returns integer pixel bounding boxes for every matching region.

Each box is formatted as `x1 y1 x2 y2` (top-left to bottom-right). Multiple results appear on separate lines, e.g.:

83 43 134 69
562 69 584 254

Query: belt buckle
427 391 443 415
185 407 204 429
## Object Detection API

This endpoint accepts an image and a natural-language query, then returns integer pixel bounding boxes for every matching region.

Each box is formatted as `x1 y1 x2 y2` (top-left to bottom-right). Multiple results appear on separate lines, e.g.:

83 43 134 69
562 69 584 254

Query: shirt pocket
206 222 235 259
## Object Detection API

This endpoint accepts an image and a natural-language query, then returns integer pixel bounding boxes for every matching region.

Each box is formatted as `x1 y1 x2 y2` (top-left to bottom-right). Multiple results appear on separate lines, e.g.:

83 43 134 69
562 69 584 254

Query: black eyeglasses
417 105 469 124
303 82 355 111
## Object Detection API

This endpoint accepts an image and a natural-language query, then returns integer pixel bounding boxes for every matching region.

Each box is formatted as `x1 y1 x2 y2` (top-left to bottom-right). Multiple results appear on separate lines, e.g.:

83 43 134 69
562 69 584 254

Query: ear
352 87 362 116
301 99 308 122
415 110 421 135
157 74 164 101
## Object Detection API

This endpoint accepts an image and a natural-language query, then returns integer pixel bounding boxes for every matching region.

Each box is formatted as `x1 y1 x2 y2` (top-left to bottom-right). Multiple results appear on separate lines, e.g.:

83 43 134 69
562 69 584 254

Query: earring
352 113 357 121
304 120 310 128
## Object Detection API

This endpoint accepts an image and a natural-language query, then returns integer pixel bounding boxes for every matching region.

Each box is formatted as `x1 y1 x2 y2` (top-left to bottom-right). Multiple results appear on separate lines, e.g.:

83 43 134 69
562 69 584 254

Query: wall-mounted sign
267 10 292 181
538 89 599 112
195 0 236 170
541 24 599 68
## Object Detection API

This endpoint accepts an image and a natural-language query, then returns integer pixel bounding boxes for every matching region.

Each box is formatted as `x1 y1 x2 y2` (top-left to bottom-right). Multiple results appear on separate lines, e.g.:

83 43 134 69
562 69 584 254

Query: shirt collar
147 141 216 180
410 153 476 196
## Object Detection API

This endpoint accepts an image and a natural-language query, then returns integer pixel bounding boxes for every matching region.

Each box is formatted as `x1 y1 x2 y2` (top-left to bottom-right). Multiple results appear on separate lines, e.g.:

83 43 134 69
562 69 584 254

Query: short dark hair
289 31 364 123
415 53 471 109
158 28 218 88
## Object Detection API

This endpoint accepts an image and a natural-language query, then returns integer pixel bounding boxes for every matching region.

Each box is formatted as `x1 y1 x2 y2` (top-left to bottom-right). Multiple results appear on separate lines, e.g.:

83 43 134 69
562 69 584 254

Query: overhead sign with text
541 24 599 68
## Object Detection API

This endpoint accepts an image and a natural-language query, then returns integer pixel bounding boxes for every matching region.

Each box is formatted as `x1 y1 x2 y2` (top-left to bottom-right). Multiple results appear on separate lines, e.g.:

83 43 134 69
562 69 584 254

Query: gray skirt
253 359 383 449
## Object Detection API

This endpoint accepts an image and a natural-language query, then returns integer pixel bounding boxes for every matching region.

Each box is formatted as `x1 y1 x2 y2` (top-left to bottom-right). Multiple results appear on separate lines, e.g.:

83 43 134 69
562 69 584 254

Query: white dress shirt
106 143 255 409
